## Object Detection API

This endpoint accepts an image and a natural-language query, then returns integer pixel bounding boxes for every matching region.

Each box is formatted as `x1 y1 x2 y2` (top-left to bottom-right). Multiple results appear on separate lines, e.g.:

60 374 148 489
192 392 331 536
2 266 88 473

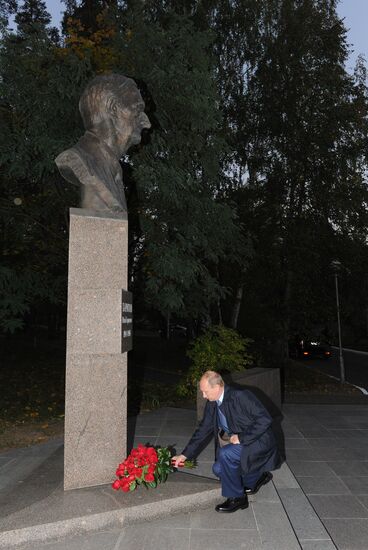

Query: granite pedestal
64 208 128 490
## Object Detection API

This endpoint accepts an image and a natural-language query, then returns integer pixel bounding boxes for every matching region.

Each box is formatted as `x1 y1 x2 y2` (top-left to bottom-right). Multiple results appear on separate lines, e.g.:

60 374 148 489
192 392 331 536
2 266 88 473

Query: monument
55 74 150 490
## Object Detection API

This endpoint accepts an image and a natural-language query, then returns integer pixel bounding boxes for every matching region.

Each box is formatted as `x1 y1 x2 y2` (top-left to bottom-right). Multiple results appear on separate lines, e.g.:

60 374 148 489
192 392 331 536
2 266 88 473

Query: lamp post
331 260 345 384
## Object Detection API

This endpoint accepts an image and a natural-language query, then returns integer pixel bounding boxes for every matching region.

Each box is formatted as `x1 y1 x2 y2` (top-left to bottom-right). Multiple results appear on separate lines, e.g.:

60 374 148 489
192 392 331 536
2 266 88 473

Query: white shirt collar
217 389 224 405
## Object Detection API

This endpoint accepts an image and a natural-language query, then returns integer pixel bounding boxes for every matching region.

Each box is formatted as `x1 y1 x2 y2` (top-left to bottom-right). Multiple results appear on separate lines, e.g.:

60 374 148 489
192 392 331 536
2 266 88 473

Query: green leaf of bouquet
129 481 136 491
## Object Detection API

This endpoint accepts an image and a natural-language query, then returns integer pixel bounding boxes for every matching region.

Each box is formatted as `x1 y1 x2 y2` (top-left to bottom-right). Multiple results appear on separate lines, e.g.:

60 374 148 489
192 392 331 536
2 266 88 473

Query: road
299 347 368 392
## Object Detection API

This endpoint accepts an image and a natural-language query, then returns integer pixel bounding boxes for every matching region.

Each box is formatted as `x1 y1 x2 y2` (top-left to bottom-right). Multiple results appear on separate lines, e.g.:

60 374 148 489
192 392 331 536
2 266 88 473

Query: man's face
199 379 223 401
112 86 151 150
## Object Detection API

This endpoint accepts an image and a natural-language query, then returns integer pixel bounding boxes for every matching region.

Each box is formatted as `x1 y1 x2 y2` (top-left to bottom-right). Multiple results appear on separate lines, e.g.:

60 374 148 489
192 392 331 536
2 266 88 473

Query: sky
15 0 368 71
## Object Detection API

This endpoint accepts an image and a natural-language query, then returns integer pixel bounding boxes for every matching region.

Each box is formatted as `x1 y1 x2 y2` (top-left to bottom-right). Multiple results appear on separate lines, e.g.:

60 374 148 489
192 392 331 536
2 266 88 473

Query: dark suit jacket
182 384 280 476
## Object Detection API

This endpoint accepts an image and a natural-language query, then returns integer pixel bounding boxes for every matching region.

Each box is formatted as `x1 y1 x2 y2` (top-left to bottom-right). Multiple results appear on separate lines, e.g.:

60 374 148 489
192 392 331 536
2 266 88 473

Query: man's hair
79 74 138 130
201 371 224 387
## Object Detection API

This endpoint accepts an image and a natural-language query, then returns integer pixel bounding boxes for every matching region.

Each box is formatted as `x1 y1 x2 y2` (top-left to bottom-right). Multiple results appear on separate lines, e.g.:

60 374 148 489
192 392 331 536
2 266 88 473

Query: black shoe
244 472 272 495
215 496 249 513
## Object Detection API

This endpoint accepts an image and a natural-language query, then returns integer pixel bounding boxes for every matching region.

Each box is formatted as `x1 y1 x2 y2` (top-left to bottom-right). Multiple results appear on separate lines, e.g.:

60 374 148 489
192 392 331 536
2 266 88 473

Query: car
289 337 332 360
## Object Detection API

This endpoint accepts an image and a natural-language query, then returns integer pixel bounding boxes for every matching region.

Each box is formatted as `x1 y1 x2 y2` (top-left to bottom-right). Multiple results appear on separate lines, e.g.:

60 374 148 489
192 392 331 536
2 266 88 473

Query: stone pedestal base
64 209 128 490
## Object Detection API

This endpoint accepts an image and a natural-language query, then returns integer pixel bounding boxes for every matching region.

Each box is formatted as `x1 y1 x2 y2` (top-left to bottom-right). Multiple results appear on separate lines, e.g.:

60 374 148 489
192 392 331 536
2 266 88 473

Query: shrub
177 325 253 397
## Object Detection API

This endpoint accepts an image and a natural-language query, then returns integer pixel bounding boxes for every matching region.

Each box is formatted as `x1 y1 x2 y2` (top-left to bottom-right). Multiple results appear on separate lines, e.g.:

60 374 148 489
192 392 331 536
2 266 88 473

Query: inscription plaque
122 290 133 352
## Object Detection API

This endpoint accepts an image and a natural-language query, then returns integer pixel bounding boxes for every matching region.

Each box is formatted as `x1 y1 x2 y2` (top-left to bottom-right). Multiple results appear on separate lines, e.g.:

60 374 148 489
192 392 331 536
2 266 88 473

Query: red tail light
303 351 309 356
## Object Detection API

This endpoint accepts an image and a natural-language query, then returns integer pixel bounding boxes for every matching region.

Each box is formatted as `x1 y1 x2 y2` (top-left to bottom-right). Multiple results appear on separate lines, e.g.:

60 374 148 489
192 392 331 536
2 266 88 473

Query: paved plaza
1 403 368 549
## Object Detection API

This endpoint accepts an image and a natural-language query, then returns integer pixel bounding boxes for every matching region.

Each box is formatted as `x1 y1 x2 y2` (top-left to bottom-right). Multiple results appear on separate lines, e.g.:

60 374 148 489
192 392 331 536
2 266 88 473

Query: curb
0 487 220 549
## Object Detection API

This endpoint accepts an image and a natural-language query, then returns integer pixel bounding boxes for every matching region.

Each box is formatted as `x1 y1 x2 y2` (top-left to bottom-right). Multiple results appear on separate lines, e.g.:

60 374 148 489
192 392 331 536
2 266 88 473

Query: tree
112 1 249 332
193 0 368 361
0 3 90 333
15 0 51 32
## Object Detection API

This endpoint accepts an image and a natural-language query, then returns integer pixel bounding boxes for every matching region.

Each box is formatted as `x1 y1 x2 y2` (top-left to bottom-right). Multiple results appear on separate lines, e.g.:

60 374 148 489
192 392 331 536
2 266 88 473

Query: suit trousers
212 444 262 497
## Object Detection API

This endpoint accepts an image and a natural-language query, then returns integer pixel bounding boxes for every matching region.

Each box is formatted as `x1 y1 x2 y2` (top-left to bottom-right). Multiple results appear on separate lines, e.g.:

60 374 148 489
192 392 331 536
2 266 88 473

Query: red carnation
145 472 155 482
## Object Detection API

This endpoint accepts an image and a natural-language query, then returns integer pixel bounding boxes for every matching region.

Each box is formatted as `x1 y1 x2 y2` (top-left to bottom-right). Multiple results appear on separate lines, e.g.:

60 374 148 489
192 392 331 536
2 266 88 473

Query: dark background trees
1 0 367 366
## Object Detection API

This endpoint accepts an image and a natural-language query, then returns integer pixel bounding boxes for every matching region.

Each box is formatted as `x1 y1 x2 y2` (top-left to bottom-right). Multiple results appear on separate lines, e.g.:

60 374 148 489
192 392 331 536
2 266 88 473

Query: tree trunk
229 285 243 329
166 311 171 340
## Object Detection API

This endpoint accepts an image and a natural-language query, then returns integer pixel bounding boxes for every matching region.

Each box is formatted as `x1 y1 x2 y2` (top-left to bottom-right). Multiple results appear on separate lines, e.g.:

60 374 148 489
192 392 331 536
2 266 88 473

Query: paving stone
323 518 368 550
251 478 279 502
190 528 261 550
129 427 159 439
308 494 368 518
300 540 337 550
285 439 312 450
297 428 332 437
178 461 216 480
305 438 343 449
154 436 195 452
0 457 16 470
281 425 303 438
277 488 331 540
138 511 191 529
317 420 354 429
286 449 323 461
0 455 54 492
327 461 368 476
272 463 300 489
18 530 120 550
339 477 368 495
159 424 196 436
189 506 257 530
328 429 366 438
131 436 158 447
252 501 300 550
315 448 364 461
287 461 337 477
357 495 368 509
296 476 351 495
116 525 190 550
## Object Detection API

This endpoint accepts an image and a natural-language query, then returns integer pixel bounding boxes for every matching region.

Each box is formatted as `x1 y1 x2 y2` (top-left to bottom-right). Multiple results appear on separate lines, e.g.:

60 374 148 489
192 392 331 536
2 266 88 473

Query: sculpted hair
79 74 137 130
201 371 224 387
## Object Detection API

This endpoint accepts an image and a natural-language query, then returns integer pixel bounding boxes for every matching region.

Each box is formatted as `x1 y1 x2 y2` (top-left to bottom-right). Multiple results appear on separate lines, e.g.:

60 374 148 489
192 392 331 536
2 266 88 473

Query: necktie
217 401 230 433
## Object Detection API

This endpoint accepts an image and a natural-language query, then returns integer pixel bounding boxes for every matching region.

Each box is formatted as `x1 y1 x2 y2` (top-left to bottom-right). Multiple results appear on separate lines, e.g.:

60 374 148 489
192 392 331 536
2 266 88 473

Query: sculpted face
112 86 151 151
199 378 223 401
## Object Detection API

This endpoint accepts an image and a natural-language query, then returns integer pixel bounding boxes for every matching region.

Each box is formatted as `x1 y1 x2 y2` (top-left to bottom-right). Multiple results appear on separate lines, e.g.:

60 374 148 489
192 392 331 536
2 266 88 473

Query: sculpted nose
141 113 151 129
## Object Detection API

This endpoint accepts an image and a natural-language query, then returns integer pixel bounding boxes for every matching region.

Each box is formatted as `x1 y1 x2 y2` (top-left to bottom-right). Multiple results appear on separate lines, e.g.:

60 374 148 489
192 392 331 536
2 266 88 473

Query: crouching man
172 370 280 513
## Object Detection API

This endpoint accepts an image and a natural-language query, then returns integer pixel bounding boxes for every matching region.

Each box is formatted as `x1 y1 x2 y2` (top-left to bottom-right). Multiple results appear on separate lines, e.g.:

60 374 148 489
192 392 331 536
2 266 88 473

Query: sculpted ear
106 96 118 116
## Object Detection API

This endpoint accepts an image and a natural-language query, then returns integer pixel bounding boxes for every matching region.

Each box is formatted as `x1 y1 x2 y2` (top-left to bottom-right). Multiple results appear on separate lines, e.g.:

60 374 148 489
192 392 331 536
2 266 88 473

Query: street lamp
331 260 345 384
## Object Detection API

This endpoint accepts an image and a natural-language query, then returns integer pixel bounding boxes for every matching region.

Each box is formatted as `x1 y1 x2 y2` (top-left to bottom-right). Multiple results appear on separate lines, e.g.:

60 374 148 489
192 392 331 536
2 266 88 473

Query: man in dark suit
172 370 280 513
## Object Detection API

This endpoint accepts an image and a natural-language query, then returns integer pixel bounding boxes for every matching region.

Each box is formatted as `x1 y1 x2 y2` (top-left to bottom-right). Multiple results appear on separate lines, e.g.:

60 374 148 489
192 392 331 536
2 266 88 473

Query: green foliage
1 0 368 353
201 0 368 357
114 3 249 321
178 325 253 397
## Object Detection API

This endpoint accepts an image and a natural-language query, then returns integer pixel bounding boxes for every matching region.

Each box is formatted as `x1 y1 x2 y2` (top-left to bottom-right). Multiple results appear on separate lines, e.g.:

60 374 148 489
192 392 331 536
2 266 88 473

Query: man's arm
173 401 215 463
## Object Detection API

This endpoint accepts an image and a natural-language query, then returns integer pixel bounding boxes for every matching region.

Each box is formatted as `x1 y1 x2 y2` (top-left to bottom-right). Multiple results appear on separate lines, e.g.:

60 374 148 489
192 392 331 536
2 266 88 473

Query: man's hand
171 454 187 467
230 434 240 444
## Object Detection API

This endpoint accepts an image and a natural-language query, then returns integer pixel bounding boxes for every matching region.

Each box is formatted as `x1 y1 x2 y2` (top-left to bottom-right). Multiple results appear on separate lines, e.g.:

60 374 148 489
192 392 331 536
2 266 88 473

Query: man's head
199 371 224 401
79 74 151 154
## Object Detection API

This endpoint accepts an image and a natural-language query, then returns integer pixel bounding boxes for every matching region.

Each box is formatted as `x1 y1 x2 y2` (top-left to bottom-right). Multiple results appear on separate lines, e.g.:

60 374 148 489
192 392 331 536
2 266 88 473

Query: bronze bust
55 74 151 213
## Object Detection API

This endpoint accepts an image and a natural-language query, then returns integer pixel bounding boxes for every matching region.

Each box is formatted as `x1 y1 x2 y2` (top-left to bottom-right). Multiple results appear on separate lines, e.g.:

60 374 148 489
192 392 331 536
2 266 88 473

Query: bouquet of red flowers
112 443 195 492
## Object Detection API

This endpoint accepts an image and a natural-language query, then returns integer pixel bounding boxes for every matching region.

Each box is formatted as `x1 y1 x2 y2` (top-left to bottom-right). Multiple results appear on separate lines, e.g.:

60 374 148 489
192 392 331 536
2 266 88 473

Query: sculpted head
199 371 224 401
79 74 151 155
